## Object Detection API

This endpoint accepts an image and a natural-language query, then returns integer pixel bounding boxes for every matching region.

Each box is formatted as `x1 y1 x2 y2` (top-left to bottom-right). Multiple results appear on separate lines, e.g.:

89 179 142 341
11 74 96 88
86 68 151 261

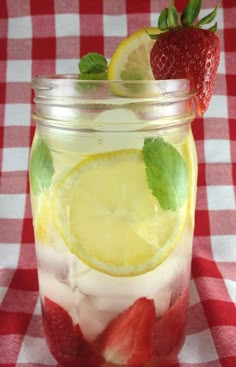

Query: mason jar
30 77 197 367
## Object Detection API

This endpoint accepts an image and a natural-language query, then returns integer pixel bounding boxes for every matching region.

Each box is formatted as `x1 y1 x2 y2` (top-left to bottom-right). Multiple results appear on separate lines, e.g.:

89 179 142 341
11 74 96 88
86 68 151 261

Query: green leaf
29 139 54 196
79 52 108 73
142 138 189 211
181 0 202 26
167 0 179 28
78 71 108 80
208 21 217 33
158 8 169 30
196 4 219 27
146 31 162 40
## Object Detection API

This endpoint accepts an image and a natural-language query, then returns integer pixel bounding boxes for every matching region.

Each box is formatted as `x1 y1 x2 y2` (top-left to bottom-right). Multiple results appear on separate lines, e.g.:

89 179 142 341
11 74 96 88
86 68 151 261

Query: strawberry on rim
149 0 220 116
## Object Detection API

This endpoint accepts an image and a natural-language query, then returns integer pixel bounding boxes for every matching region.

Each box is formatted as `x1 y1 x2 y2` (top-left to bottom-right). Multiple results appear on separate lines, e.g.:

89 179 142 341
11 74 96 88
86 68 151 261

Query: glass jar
30 77 197 367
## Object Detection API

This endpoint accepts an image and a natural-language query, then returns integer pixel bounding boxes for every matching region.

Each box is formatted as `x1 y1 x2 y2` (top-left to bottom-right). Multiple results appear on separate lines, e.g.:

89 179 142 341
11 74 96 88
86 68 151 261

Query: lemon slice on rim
108 27 160 81
52 148 190 277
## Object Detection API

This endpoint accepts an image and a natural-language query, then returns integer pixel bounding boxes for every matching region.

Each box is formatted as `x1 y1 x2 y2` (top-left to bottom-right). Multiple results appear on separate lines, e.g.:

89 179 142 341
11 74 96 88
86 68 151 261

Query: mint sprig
29 139 54 196
143 138 189 211
78 52 108 80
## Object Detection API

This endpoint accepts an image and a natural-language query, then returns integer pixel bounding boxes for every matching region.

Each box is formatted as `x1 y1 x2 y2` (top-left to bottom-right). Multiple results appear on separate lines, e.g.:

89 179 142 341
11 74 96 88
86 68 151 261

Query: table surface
0 1 236 366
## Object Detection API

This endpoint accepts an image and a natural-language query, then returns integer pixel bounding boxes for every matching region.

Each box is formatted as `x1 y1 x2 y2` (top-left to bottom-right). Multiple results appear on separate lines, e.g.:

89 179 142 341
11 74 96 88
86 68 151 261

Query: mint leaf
143 138 189 211
78 71 108 81
29 139 54 196
79 53 108 73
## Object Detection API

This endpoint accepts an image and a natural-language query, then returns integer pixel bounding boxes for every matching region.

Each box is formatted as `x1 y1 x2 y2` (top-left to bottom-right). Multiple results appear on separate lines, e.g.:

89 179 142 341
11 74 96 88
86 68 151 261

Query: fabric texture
0 0 236 366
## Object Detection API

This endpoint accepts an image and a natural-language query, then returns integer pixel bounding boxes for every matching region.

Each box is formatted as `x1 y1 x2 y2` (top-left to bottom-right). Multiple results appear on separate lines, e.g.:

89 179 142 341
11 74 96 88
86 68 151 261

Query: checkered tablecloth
0 0 236 366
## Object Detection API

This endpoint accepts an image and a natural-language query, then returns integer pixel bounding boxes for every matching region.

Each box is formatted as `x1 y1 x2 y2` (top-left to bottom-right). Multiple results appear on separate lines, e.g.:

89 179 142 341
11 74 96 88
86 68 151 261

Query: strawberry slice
153 287 189 358
95 297 156 367
42 297 103 367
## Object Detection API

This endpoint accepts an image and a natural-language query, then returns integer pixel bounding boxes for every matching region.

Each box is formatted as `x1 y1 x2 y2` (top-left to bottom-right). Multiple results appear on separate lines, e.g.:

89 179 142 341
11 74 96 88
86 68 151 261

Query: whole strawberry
150 0 220 116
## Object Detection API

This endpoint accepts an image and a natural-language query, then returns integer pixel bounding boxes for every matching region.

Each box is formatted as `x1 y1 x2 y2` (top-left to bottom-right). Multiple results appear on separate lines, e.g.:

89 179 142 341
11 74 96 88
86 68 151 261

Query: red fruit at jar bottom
150 27 220 116
42 297 103 367
41 288 189 367
95 297 156 367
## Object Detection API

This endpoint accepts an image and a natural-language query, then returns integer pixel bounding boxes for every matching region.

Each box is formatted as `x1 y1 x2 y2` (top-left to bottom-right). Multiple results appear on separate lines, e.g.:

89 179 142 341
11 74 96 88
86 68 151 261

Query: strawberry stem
153 0 219 36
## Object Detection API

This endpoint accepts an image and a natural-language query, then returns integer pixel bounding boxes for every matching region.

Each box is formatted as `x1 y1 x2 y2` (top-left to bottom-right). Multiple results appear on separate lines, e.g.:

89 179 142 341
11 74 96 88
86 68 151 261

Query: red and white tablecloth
0 0 235 366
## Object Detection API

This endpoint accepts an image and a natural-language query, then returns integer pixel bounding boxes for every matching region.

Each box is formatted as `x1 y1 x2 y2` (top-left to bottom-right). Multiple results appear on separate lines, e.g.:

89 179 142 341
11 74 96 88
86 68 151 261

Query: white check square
225 279 236 303
2 147 30 172
207 185 236 210
103 15 127 36
7 60 32 82
218 51 226 74
0 194 26 219
55 14 80 37
8 16 32 39
204 95 228 118
179 329 218 363
0 243 20 269
204 139 231 163
211 235 236 262
5 103 31 126
56 58 79 74
18 335 57 364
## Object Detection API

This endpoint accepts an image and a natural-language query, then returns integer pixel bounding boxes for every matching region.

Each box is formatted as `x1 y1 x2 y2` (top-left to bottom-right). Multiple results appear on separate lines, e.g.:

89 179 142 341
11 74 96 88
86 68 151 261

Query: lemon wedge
108 27 160 81
52 148 189 277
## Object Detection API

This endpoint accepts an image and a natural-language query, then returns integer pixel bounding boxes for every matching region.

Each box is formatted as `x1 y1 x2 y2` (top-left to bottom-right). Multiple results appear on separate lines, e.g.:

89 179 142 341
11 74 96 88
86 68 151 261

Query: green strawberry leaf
181 0 201 26
196 5 219 28
79 52 108 74
158 8 169 30
142 138 189 211
29 139 54 196
208 21 217 33
167 0 179 28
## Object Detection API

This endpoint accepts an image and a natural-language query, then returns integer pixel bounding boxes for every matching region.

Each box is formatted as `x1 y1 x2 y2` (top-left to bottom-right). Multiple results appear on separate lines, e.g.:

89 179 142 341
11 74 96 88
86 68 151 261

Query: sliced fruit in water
42 297 103 367
52 148 189 277
95 297 156 366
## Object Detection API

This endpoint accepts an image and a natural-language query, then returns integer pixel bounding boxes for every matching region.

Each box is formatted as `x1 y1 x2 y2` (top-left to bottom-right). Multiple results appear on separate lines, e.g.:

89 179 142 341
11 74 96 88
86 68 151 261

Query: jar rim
31 74 195 102
31 74 193 88
31 74 196 130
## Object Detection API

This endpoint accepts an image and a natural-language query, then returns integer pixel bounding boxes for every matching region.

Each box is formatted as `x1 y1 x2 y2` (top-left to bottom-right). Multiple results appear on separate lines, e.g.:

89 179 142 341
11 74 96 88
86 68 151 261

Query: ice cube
77 296 113 342
38 269 83 324
89 295 135 314
77 269 149 298
153 288 171 318
38 269 74 311
36 241 69 276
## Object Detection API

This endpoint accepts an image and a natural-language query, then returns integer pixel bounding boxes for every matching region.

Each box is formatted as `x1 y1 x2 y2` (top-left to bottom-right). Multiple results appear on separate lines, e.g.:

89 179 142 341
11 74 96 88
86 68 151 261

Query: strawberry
42 297 103 367
95 297 156 367
153 287 189 358
149 0 220 116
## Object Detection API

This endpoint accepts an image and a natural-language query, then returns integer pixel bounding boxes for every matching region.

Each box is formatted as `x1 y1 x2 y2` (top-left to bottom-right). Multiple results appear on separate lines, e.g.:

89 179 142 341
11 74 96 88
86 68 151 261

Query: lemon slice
52 148 189 277
108 27 160 81
34 194 51 244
